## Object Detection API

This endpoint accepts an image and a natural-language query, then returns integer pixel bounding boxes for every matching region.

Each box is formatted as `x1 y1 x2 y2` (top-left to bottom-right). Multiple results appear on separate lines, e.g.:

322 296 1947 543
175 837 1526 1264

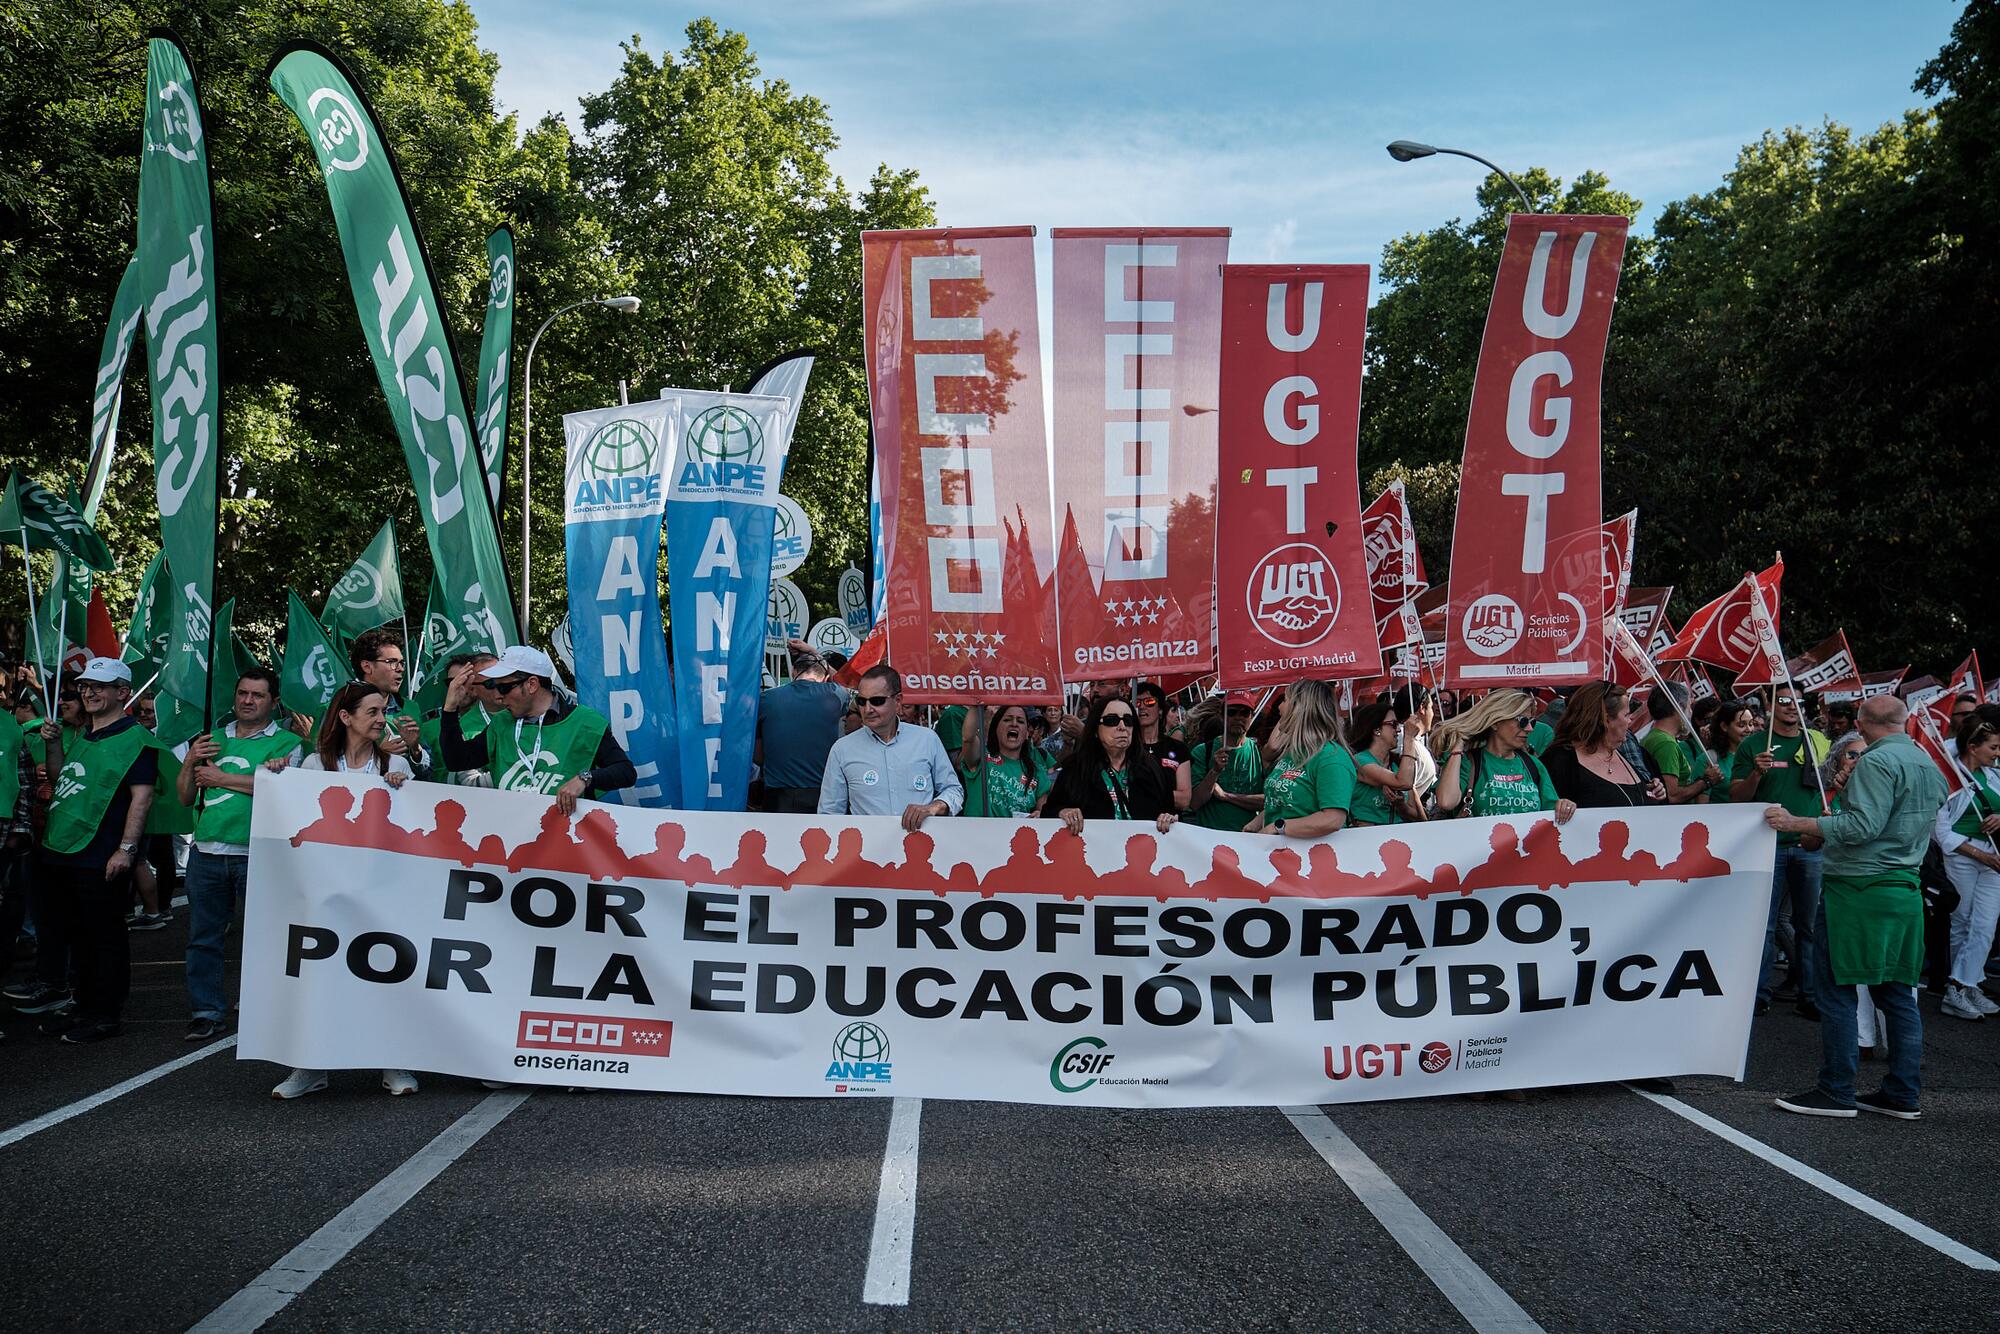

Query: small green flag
121 551 172 676
151 688 205 749
410 569 473 715
321 518 405 645
282 589 348 721
0 473 114 571
29 549 91 672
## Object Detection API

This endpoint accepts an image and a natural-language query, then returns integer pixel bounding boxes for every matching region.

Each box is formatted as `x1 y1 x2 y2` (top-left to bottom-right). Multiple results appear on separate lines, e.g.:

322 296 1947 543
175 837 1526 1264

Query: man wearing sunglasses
819 665 962 831
439 645 635 815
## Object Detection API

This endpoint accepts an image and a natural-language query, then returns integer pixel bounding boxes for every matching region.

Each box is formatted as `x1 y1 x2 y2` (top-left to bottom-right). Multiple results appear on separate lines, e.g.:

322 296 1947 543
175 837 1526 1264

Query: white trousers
1946 848 2000 989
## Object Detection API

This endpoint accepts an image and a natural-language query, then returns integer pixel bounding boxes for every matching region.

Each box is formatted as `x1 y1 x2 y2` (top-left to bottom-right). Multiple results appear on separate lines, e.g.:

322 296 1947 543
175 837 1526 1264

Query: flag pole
16 534 52 717
1620 620 1715 773
51 583 71 712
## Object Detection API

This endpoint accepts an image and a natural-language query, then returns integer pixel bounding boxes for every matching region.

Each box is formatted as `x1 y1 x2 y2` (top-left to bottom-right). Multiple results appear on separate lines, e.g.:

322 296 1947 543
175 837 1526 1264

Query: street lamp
518 295 642 631
1385 140 1533 213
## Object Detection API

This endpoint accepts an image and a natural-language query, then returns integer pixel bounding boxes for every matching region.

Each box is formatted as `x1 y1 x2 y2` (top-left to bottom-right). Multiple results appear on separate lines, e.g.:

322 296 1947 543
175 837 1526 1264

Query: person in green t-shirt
1186 693 1265 832
956 704 1053 818
1346 702 1418 826
1640 682 1725 804
1731 689 1835 1014
1249 680 1360 838
1701 699 1758 806
179 667 303 1041
1432 689 1575 823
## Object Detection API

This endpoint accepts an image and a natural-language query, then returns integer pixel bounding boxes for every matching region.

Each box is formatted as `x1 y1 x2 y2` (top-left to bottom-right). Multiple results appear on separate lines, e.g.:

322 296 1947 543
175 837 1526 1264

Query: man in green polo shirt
28 657 157 1043
1767 695 1947 1119
1731 689 1834 1016
438 645 637 813
179 667 303 1041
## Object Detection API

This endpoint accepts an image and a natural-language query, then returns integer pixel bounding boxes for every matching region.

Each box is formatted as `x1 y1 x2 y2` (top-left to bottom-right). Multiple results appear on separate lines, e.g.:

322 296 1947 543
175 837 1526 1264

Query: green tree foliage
1360 1 1999 670
0 5 930 654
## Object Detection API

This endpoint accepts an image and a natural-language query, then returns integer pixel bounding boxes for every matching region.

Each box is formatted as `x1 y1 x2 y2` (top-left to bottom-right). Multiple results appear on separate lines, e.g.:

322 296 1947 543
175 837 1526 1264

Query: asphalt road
3 909 1998 1332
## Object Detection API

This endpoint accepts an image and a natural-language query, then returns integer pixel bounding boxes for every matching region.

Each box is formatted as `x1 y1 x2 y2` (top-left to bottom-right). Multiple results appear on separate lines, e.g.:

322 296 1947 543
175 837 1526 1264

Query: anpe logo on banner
516 1011 672 1057
678 405 767 493
572 417 662 513
826 1021 892 1090
1249 542 1339 647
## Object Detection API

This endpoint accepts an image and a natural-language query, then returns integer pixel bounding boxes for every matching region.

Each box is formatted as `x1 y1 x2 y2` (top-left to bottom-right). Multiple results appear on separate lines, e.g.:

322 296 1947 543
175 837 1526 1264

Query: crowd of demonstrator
1 634 634 1102
5 633 1993 1121
776 646 1997 1119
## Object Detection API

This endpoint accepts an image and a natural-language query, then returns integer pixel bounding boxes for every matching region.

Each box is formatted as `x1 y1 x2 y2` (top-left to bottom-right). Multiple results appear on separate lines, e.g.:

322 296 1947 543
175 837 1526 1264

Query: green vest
1952 770 2000 839
146 743 199 836
42 724 153 855
422 705 492 784
192 726 306 847
487 706 607 796
0 710 22 819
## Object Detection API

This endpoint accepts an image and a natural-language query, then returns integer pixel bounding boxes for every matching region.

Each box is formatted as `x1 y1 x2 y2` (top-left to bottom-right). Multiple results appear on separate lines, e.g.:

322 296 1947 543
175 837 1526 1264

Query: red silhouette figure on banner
1190 844 1262 901
284 780 1737 902
1103 835 1189 900
1664 824 1731 881
1571 820 1663 886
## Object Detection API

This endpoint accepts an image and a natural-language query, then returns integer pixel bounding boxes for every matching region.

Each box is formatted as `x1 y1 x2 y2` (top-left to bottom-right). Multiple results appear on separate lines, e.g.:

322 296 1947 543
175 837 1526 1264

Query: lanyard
1101 767 1131 820
514 716 548 786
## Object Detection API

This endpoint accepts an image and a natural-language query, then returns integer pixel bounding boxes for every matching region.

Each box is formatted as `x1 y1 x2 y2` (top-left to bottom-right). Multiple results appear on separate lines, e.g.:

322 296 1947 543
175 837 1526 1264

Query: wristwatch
118 841 139 854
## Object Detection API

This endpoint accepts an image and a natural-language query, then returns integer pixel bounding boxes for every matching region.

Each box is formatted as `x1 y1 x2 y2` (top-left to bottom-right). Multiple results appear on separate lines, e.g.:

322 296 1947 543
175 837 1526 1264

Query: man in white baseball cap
25 656 156 1043
438 644 635 813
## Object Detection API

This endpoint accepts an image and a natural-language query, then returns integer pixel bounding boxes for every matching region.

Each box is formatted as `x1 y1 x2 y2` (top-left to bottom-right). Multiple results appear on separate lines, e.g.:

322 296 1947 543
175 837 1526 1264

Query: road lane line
1626 1085 2000 1271
0 1037 239 1150
191 1088 531 1332
861 1096 923 1306
1285 1107 1544 1333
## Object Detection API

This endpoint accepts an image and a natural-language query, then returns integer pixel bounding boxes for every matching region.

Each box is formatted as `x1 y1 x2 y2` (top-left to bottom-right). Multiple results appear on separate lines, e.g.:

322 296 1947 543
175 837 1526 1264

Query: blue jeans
1759 844 1822 1003
1810 902 1922 1106
185 848 248 1021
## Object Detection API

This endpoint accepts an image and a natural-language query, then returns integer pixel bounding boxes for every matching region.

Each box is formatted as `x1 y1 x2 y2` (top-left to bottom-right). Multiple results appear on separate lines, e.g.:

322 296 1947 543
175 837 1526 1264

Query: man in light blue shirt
820 666 963 830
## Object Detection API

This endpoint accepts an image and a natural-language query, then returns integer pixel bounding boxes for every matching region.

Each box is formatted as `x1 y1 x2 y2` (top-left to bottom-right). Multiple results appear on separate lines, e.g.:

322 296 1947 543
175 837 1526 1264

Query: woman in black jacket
1047 695 1179 834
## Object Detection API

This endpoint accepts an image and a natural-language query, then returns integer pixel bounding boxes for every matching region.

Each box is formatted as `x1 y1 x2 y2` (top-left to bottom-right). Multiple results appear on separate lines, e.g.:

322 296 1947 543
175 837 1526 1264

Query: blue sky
468 0 1961 269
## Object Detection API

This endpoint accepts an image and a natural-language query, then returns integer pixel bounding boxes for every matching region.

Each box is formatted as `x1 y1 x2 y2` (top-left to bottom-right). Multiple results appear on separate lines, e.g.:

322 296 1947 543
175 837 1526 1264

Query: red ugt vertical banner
860 228 1061 704
1445 215 1629 687
1050 229 1229 682
1215 266 1381 688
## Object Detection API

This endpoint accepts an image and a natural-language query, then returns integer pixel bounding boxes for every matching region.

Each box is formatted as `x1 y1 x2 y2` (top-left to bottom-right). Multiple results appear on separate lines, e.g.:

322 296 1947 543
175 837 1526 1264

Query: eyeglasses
1776 696 1798 708
858 694 894 708
1136 697 1159 709
490 677 527 695
1507 715 1532 728
1099 714 1136 728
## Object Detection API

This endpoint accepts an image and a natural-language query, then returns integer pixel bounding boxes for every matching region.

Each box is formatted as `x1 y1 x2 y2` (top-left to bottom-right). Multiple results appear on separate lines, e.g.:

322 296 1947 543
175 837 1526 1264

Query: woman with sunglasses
1246 680 1357 839
1938 704 2000 1021
1046 696 1178 836
266 679 416 1099
1432 689 1575 823
1186 693 1266 832
1347 701 1418 826
1540 682 1668 809
957 704 1053 818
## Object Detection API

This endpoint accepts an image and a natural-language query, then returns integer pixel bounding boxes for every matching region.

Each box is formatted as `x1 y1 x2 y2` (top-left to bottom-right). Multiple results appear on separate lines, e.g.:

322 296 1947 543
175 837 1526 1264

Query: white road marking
0 1037 239 1150
861 1096 923 1306
1285 1107 1543 1333
1627 1085 2000 1271
190 1088 531 1332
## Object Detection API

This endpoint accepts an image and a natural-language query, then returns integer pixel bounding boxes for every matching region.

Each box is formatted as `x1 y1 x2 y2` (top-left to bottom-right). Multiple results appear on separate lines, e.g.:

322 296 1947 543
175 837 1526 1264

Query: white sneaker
272 1068 329 1099
1967 985 2000 1017
382 1069 419 1096
1941 985 1986 1021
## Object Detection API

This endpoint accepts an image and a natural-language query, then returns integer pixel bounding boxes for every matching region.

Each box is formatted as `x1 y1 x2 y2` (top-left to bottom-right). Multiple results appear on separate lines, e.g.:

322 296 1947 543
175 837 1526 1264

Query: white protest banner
242 772 1773 1106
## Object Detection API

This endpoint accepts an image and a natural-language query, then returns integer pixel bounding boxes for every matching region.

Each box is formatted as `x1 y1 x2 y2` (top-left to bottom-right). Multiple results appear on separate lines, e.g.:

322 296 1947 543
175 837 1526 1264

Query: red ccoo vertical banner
860 227 1061 704
1050 228 1229 682
1214 265 1381 688
1445 214 1629 687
